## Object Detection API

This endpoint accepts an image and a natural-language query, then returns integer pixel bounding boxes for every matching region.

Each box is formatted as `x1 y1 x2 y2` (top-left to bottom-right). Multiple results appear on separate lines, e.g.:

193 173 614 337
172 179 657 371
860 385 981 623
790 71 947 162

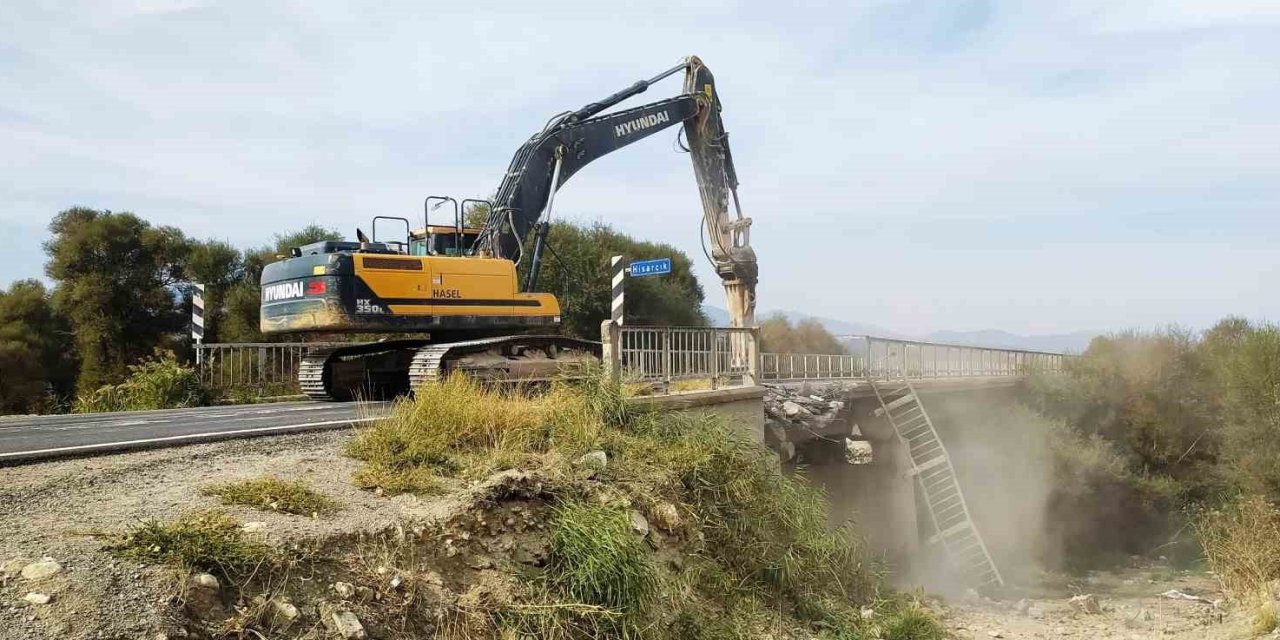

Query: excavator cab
408 225 482 256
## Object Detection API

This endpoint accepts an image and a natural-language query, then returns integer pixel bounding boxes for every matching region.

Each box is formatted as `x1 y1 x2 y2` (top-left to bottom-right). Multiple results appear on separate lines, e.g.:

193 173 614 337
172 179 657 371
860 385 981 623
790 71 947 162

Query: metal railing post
710 330 720 389
662 328 672 393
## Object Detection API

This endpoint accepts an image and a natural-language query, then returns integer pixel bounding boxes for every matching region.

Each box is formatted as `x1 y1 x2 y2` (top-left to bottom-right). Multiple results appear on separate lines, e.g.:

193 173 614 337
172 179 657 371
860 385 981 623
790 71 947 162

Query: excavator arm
475 56 757 327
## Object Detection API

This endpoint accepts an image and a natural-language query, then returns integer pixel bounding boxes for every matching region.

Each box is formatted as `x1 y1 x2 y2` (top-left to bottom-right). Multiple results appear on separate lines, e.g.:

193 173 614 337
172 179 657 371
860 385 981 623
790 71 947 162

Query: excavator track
408 335 602 388
299 336 601 401
298 340 429 401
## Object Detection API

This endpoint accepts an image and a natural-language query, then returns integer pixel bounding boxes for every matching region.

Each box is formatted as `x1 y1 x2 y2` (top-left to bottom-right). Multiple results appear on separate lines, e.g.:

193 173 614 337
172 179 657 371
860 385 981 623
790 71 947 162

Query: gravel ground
940 565 1246 640
0 430 460 639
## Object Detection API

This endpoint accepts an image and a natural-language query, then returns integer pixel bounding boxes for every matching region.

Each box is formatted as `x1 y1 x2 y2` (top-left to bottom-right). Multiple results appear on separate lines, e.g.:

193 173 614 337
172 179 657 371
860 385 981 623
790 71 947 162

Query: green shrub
103 510 270 580
200 476 339 516
74 353 207 413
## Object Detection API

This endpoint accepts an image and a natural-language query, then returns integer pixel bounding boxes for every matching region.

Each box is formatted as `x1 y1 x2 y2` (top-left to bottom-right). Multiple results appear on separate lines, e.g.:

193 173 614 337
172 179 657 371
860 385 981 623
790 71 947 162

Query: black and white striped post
601 255 627 380
610 255 626 326
192 283 206 365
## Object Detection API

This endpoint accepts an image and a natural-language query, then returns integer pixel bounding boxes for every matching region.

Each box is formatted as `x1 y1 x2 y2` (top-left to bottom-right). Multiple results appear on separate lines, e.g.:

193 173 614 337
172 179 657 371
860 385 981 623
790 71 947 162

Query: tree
522 222 706 338
44 208 191 389
0 280 73 413
183 239 244 344
1205 320 1280 500
759 315 847 354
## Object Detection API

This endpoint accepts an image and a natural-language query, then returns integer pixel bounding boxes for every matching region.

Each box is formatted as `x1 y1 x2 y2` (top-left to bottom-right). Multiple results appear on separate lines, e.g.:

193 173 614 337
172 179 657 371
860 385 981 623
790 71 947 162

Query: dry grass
200 475 340 516
1196 495 1280 599
1196 494 1280 633
346 374 610 495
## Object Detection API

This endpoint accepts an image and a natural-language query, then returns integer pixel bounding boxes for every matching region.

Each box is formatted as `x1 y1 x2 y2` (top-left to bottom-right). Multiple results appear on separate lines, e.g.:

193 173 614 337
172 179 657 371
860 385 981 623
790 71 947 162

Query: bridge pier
797 397 923 572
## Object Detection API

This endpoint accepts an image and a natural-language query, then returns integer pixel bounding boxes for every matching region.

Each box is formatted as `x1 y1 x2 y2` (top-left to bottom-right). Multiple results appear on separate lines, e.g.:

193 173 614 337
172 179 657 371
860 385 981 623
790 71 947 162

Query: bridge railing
604 324 760 391
195 332 1069 397
761 336 1068 382
760 352 867 381
195 342 346 394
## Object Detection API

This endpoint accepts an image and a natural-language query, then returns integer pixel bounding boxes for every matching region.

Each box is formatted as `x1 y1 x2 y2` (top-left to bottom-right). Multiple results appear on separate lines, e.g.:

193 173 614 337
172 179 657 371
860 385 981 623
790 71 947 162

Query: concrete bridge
613 326 1072 590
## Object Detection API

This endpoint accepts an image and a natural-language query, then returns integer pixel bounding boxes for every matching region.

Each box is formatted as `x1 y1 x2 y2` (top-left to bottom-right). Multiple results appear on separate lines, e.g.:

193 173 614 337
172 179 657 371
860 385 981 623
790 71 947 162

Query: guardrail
196 332 1069 396
760 352 867 381
604 325 759 390
761 336 1068 382
195 342 346 393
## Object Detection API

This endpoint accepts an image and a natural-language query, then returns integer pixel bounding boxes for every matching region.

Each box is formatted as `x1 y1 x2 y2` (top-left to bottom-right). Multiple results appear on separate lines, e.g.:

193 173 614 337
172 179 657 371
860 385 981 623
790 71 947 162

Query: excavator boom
475 56 756 327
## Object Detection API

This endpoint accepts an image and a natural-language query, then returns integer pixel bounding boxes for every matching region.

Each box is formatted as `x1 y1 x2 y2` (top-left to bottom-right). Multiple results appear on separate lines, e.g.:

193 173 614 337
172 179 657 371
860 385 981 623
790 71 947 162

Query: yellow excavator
259 56 757 400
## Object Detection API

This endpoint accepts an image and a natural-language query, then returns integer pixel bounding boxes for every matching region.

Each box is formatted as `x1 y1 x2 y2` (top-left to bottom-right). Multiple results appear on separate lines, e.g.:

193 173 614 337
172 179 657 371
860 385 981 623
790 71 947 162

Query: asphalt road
0 401 391 465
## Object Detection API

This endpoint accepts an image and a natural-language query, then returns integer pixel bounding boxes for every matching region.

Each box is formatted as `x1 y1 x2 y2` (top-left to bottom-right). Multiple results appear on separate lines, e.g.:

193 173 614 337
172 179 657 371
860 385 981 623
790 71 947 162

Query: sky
1 0 1277 336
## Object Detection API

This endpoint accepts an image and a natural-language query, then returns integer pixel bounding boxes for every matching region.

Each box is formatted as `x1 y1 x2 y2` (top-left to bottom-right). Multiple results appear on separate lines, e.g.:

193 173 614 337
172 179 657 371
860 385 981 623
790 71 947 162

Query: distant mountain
702 306 1096 353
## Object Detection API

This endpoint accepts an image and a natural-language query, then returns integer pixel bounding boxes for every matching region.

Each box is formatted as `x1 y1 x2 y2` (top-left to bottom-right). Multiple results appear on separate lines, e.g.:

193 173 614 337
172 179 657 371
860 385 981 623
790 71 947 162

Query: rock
629 510 650 537
20 558 61 581
988 632 1003 639
650 502 682 533
185 577 226 621
846 439 874 464
390 574 403 589
332 582 356 599
828 400 845 411
860 607 874 620
1015 598 1032 615
575 450 608 474
240 521 266 533
23 593 51 605
781 401 804 417
271 600 299 626
327 609 367 639
1 559 24 579
1069 593 1102 614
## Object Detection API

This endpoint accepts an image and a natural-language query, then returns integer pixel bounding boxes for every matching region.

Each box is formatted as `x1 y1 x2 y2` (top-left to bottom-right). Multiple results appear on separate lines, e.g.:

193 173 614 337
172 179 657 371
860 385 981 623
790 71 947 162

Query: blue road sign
628 257 672 277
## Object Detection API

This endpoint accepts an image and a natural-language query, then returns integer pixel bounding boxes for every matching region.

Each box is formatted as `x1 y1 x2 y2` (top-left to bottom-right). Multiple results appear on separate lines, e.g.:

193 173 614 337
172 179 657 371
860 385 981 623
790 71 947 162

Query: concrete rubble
1068 593 1102 614
763 383 856 462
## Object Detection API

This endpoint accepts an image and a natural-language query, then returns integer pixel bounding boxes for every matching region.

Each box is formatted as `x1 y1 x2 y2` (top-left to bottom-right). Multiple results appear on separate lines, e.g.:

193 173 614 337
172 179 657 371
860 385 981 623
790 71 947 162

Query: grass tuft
200 475 340 516
547 501 657 615
103 509 271 579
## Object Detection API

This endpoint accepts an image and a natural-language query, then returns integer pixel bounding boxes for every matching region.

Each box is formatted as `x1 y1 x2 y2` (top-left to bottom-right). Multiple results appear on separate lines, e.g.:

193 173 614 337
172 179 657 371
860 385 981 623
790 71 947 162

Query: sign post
610 256 626 326
192 283 205 365
627 257 673 277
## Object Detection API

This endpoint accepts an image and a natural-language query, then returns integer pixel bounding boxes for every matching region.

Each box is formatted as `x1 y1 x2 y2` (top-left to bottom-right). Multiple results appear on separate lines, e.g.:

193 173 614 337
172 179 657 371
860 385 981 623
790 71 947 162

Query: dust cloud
915 388 1061 592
